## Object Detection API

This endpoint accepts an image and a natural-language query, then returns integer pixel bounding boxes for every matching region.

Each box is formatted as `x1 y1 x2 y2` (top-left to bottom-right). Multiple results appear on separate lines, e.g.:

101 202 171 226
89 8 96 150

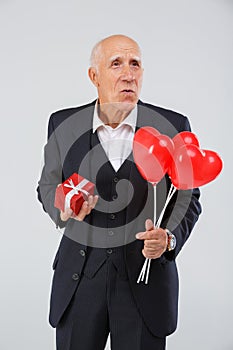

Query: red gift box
54 173 95 215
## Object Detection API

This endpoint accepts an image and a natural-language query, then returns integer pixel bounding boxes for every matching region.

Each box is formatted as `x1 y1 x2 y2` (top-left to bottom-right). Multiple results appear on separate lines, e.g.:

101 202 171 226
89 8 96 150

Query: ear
88 67 99 87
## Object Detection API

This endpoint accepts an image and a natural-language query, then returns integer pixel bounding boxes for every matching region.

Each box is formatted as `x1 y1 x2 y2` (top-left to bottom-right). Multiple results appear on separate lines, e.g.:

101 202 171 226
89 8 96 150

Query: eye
131 60 140 67
111 60 121 67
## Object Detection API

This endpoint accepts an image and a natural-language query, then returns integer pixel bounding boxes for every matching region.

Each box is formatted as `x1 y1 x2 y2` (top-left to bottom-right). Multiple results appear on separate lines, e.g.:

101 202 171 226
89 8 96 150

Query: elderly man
37 34 201 350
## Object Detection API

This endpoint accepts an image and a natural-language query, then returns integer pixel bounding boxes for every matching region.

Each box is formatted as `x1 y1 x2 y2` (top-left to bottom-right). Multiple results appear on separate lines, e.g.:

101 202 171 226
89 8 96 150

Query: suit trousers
56 256 166 350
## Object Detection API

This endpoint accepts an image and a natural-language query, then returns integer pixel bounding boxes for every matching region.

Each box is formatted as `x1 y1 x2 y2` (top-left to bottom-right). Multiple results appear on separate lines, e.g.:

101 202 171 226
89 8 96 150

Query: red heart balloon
168 131 200 177
133 127 174 184
133 126 160 149
173 131 199 148
170 144 223 189
194 149 223 187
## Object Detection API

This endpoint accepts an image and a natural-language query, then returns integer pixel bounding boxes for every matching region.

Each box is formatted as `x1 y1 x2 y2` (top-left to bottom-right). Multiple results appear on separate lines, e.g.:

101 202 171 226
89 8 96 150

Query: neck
97 101 135 128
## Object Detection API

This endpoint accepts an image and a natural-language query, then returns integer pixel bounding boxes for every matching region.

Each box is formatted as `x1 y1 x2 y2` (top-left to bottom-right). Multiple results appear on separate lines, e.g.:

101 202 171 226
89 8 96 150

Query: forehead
101 38 141 61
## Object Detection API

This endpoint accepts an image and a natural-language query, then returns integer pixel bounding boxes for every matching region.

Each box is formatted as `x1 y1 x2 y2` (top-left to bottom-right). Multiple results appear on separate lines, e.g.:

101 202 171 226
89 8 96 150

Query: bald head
90 34 142 70
88 34 143 110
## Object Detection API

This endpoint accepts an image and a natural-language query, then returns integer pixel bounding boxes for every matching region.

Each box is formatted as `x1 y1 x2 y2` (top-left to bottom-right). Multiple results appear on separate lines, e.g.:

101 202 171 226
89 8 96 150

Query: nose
121 64 134 81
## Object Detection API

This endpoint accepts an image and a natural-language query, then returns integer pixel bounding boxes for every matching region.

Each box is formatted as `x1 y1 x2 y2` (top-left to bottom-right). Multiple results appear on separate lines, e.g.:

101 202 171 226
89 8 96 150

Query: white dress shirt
92 103 137 172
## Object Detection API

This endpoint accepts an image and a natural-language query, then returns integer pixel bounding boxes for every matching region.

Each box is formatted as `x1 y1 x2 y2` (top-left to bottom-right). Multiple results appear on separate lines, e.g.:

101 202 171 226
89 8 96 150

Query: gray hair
90 40 104 70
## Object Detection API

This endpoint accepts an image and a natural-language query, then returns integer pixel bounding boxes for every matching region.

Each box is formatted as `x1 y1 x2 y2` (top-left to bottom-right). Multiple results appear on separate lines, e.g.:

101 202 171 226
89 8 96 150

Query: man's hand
135 219 168 259
60 195 98 222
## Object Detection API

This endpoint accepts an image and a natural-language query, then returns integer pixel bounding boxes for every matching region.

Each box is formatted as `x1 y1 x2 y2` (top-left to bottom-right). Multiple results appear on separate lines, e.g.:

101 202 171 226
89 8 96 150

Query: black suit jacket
37 100 201 337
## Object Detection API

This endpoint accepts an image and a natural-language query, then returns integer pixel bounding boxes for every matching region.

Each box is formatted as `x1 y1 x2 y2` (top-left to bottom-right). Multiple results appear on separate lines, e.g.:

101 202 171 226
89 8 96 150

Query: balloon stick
137 183 176 284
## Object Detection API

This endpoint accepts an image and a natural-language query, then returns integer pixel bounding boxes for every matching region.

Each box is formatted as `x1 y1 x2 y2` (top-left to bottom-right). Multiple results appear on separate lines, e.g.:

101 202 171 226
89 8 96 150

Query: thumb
145 219 154 231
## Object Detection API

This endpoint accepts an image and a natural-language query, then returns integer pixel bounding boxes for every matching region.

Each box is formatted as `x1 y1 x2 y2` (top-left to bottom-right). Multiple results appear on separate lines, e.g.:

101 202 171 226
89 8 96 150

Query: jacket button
79 249 86 257
110 214 116 220
72 273 80 281
112 194 117 200
107 249 113 254
113 177 119 183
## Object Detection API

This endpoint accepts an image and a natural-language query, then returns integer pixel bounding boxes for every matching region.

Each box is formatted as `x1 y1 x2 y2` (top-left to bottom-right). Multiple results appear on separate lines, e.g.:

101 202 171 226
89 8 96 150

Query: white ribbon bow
64 178 89 210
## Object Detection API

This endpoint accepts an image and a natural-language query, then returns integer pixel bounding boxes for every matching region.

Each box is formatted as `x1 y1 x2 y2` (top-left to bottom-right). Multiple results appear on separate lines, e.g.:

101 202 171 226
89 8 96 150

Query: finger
144 247 157 254
145 219 154 231
60 208 73 221
85 196 93 214
88 195 98 209
144 239 158 248
142 249 160 260
74 196 99 221
92 195 99 208
74 201 89 221
87 195 99 214
136 219 157 239
87 195 94 207
136 230 157 240
144 228 167 241
145 237 167 251
135 231 145 239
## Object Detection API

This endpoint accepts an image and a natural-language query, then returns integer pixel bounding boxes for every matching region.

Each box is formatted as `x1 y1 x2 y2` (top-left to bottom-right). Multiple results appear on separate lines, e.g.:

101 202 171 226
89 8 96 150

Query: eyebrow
109 55 142 63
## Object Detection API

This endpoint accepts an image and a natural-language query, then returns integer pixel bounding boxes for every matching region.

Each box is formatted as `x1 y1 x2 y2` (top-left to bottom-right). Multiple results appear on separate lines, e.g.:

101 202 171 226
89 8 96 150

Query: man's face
89 36 143 109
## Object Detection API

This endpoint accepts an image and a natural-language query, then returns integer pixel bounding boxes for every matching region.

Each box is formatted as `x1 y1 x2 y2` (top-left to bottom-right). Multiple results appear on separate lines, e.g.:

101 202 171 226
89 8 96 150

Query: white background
0 0 232 349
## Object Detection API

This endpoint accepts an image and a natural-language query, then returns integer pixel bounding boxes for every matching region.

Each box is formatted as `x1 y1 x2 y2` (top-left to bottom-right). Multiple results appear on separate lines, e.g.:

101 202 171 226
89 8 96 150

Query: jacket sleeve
37 113 67 229
161 116 202 260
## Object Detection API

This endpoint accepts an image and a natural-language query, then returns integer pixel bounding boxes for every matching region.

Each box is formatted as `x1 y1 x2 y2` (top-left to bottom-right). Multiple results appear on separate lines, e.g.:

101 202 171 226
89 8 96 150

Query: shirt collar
92 100 137 133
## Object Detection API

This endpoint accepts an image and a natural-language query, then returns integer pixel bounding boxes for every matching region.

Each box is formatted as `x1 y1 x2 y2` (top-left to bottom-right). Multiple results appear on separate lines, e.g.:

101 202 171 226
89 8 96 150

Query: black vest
66 130 154 279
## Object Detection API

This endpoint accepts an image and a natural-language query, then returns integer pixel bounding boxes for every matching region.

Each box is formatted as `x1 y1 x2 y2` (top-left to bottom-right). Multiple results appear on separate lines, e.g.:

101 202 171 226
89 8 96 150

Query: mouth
121 89 135 94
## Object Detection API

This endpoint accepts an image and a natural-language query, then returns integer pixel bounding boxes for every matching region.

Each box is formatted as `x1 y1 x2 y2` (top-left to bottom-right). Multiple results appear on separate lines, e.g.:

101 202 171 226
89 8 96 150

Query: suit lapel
62 102 95 180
